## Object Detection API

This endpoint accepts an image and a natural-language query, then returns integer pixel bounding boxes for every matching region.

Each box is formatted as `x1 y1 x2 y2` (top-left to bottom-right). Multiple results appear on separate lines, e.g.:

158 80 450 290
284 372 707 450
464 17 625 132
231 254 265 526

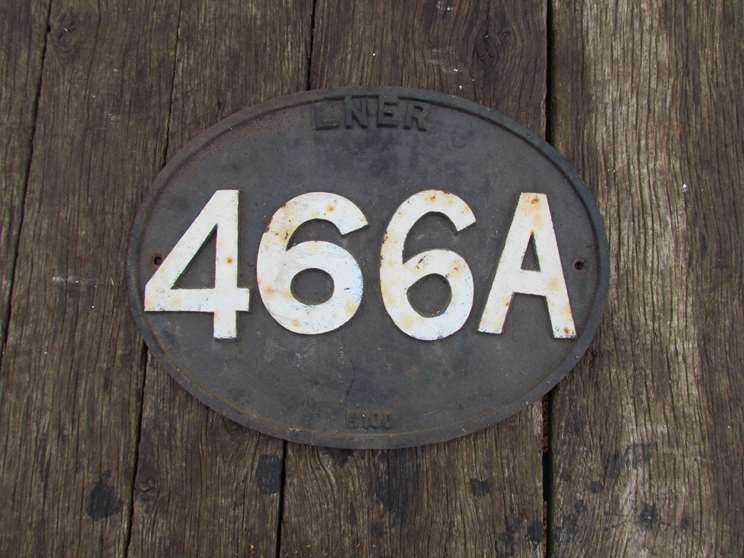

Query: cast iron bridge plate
128 87 609 449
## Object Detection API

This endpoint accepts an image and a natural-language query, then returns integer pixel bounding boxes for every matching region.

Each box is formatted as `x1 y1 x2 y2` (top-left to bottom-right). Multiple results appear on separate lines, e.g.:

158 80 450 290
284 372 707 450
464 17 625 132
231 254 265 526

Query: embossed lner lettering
313 96 429 131
344 96 369 129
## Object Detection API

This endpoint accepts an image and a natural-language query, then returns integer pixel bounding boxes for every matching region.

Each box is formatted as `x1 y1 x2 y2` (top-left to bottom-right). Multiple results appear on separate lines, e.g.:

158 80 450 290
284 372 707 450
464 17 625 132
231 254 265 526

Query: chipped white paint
380 190 476 341
144 190 250 339
478 193 576 339
257 192 367 335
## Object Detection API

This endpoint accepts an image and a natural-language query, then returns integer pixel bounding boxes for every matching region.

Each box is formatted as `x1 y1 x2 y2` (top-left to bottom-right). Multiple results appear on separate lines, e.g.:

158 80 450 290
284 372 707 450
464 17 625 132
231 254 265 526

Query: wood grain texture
0 0 50 365
279 2 547 556
550 1 744 555
2 1 741 555
0 0 180 555
126 2 312 556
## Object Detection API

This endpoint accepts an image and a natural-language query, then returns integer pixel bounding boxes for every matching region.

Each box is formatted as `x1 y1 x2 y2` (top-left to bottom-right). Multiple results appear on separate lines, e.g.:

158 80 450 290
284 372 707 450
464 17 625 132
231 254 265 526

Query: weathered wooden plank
0 0 50 363
551 1 744 555
280 2 547 556
0 0 180 555
126 2 312 556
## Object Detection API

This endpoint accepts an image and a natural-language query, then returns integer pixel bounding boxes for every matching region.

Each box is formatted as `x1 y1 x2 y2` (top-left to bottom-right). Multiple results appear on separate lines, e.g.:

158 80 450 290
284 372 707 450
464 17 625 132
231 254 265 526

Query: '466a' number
144 190 576 341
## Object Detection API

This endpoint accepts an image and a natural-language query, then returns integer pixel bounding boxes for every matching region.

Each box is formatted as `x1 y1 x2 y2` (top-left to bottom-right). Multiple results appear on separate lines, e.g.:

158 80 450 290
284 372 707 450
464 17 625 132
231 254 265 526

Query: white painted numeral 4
479 193 576 339
144 190 250 339
380 190 476 340
257 192 367 335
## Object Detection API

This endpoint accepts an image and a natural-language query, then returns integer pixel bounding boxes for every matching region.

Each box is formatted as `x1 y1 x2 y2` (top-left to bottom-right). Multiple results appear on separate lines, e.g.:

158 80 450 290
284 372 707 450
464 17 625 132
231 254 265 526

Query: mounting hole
291 269 334 305
573 258 586 271
153 254 163 266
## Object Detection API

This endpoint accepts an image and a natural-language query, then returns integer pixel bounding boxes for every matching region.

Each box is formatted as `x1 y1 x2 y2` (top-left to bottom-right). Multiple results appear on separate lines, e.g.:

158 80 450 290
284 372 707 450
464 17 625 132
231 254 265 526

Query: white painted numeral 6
257 193 367 335
144 190 250 339
380 190 476 340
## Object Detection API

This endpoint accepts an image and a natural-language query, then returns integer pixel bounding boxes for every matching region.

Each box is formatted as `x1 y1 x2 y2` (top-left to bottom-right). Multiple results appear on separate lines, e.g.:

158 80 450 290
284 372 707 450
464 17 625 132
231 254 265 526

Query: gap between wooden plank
274 438 288 558
543 2 555 556
0 0 53 383
123 1 184 554
274 3 319 557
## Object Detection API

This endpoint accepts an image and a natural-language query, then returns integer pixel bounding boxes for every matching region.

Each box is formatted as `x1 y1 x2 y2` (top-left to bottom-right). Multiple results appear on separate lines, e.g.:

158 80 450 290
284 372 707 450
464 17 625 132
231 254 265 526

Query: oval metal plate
128 87 609 449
